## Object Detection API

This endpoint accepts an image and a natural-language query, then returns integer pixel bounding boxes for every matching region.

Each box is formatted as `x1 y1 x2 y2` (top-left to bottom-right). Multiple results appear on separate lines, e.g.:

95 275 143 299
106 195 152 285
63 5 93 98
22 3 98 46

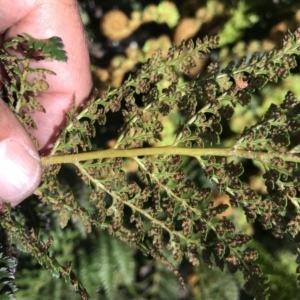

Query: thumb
0 99 41 206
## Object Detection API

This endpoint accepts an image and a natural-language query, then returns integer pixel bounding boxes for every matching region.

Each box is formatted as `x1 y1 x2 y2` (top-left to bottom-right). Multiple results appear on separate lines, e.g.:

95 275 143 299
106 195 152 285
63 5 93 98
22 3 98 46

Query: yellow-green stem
41 147 300 165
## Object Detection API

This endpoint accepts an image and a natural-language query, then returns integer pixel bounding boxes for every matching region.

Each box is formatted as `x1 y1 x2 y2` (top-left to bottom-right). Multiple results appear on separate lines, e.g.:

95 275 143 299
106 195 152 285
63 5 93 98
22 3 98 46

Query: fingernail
0 139 41 203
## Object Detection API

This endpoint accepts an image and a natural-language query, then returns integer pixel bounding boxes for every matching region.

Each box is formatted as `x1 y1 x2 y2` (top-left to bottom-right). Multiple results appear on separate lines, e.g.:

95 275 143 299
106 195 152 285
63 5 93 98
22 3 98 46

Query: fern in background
0 247 17 300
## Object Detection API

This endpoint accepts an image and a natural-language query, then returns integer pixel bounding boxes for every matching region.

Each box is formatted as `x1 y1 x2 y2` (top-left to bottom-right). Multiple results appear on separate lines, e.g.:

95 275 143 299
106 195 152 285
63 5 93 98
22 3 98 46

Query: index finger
0 0 92 153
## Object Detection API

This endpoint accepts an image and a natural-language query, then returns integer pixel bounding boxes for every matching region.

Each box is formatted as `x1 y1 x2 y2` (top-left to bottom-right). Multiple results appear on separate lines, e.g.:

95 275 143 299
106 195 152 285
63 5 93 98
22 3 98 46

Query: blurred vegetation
2 0 300 299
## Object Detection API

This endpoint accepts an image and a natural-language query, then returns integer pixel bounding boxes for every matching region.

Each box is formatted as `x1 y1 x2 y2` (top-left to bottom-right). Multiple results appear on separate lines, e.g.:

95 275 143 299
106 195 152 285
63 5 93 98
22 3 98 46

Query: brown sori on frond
4 26 300 299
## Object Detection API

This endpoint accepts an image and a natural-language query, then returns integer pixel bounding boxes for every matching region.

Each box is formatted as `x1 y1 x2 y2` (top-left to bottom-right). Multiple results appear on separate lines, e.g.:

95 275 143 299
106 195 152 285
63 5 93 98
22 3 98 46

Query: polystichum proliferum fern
2 29 300 299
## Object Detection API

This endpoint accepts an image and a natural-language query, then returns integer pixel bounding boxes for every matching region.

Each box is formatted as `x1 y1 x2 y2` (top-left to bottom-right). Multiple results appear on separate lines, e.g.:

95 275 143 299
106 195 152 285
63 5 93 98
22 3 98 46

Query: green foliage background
2 0 300 299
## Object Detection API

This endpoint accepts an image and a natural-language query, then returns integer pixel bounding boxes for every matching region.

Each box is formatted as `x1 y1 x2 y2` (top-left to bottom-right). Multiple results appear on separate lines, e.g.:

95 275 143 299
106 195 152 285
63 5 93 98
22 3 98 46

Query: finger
0 3 41 204
0 99 41 205
1 0 92 153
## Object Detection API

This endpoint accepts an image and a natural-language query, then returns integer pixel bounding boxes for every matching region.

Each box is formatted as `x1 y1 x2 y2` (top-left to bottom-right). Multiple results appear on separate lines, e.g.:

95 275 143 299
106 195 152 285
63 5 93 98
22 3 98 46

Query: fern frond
4 14 300 298
0 248 17 300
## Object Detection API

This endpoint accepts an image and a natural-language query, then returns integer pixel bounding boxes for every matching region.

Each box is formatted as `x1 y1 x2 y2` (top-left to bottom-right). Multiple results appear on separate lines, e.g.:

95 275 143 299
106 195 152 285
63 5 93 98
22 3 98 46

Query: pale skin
0 0 92 205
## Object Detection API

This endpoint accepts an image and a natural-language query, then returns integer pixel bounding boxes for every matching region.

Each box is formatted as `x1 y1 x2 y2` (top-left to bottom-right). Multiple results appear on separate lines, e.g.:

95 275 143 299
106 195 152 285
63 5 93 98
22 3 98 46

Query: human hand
0 0 92 205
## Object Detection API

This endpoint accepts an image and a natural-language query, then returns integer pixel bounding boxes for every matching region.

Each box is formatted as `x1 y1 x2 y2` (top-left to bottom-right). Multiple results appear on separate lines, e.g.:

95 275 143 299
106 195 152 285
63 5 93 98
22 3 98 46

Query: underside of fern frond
2 27 300 299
